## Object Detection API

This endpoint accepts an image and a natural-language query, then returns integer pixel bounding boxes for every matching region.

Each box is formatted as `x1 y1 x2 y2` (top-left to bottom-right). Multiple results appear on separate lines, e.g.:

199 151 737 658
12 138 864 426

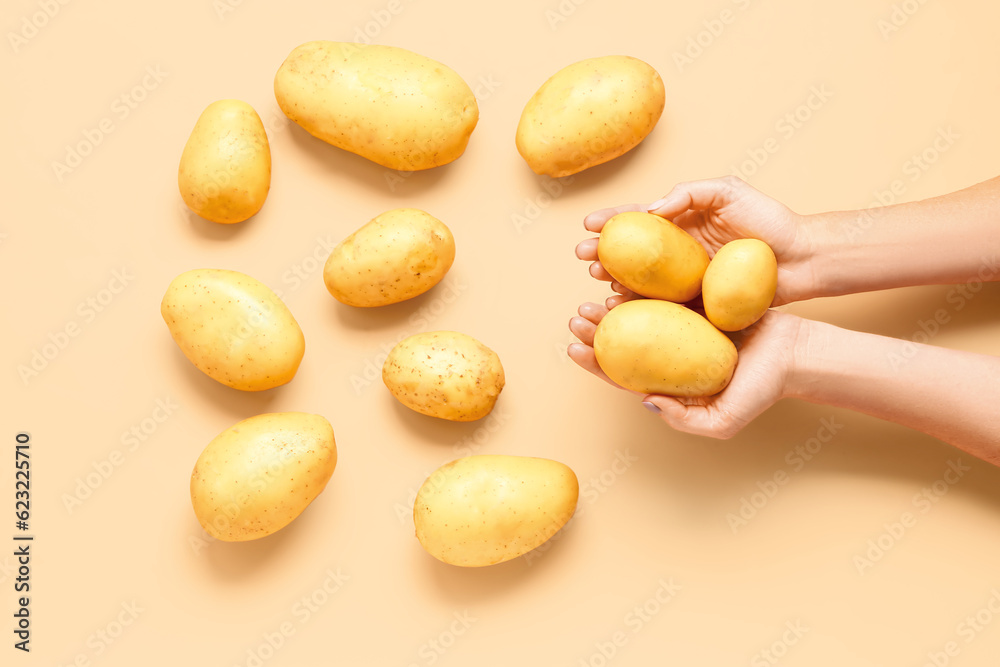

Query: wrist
784 317 832 401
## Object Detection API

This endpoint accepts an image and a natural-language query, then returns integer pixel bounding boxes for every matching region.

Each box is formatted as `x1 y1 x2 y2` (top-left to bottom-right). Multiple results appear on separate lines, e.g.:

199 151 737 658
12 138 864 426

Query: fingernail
646 198 668 211
642 401 661 414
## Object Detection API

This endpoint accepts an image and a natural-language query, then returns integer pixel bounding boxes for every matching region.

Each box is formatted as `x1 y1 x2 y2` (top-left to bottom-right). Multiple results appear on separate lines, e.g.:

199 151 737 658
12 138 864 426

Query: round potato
516 55 665 177
274 41 479 171
178 99 271 224
160 268 305 391
594 299 737 397
414 455 579 567
702 239 778 331
598 211 710 303
324 208 455 307
191 412 337 542
382 331 504 421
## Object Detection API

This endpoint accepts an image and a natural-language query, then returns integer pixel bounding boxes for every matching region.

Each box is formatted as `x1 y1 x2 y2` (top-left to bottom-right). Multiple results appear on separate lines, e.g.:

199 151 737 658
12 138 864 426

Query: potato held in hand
274 41 479 170
383 331 504 421
598 211 710 303
414 455 579 567
594 300 737 397
161 269 305 391
516 55 665 177
178 99 271 224
191 413 337 541
324 209 455 307
702 239 778 331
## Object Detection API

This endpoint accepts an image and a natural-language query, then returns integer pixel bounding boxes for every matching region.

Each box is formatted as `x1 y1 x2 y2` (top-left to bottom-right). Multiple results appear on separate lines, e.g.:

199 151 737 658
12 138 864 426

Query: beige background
4 0 1000 664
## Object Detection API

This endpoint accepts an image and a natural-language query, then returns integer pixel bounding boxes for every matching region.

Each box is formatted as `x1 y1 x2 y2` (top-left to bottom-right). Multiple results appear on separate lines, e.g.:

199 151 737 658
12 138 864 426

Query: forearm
786 319 1000 463
801 177 1000 299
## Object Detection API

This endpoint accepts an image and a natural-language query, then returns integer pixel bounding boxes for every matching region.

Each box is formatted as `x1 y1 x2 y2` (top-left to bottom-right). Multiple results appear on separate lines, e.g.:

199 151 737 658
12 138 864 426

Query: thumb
646 176 746 219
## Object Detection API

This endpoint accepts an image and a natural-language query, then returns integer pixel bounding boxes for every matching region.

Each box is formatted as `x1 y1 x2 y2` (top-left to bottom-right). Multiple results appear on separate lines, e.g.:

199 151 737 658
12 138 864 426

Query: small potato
324 208 455 307
598 211 710 303
274 41 479 170
161 269 305 391
191 412 337 541
414 455 579 567
178 99 271 224
702 239 778 331
383 331 504 421
516 55 665 177
594 299 737 397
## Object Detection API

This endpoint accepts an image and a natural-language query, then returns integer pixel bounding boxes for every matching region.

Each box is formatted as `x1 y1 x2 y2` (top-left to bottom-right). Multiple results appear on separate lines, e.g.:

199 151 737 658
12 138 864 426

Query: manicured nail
646 198 668 211
642 401 661 414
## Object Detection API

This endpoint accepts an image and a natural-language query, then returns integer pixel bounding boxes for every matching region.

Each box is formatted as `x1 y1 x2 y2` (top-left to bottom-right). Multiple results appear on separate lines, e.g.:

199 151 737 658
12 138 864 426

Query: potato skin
414 455 579 567
594 300 737 397
160 269 305 391
190 413 337 542
597 211 710 303
324 208 455 307
516 55 665 177
702 239 778 331
382 331 504 421
274 41 479 170
178 99 271 224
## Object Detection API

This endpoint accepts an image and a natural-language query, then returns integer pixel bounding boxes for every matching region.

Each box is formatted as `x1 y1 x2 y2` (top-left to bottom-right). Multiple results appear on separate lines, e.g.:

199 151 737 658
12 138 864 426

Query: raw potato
598 211 710 303
382 331 504 421
274 41 479 170
594 300 737 397
702 239 778 331
178 99 271 224
161 269 305 391
190 412 337 542
324 208 455 307
414 455 579 567
516 55 665 177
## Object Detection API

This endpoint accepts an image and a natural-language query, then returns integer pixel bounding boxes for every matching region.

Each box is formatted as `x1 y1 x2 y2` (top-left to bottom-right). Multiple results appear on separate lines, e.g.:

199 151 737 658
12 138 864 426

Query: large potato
598 211 709 303
516 55 665 177
191 412 337 541
414 455 579 567
178 99 271 224
702 239 778 331
383 331 504 421
274 41 479 170
324 208 455 307
593 300 737 397
161 269 305 391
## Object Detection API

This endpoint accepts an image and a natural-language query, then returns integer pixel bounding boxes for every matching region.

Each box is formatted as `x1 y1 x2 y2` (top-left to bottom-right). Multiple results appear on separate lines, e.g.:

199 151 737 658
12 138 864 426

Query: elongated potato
191 412 337 541
324 208 455 307
414 455 579 567
516 55 665 177
274 41 479 170
702 239 778 331
161 269 304 391
594 299 737 397
178 99 270 224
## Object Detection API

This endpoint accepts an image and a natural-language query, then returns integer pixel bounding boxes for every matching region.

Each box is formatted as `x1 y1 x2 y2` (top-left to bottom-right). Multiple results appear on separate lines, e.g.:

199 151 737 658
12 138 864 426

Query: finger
575 238 599 261
643 395 744 439
646 176 746 219
568 343 640 394
606 292 641 309
584 203 646 233
589 261 615 282
577 301 608 325
568 316 597 346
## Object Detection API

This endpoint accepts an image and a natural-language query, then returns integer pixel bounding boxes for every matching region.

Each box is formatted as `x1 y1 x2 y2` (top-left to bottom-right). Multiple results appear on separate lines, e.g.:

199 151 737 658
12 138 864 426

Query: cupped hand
568 305 805 439
575 176 817 306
